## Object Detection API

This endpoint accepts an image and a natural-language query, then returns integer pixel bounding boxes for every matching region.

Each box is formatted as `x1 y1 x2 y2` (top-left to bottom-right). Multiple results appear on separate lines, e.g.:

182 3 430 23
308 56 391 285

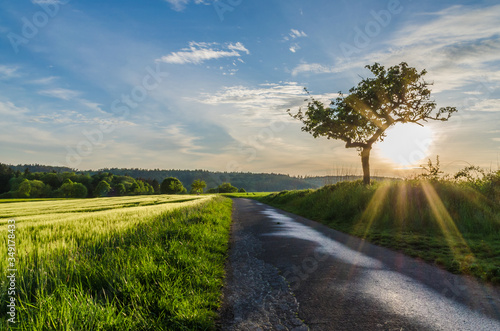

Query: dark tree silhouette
288 62 457 184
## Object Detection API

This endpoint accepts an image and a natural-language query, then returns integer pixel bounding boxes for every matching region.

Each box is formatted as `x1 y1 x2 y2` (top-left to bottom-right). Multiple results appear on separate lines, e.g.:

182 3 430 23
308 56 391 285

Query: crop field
0 194 233 330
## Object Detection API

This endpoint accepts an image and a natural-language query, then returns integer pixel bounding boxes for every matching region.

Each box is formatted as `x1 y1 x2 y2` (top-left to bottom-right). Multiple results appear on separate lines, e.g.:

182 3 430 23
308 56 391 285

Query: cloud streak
292 63 340 76
0 65 20 79
157 41 249 65
163 0 210 12
38 88 81 100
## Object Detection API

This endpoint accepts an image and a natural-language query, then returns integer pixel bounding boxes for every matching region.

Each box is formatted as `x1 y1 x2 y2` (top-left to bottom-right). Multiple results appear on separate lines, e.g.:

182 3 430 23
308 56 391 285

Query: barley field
0 194 233 330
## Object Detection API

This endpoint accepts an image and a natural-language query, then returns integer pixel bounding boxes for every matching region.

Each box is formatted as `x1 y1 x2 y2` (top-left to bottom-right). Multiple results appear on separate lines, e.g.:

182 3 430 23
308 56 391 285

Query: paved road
218 198 500 331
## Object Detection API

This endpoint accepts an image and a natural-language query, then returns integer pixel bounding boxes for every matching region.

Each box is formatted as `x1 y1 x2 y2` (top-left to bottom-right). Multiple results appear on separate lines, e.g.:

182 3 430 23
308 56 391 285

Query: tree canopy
160 177 187 194
190 179 206 194
289 62 457 184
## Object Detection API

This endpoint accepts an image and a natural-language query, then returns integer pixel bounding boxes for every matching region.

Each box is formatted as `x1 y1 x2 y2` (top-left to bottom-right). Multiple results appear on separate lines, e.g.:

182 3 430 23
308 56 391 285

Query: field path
218 198 500 330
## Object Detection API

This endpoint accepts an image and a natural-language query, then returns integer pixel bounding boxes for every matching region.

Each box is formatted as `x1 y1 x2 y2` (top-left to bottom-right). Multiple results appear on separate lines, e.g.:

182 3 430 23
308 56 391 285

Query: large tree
160 177 186 194
288 62 457 185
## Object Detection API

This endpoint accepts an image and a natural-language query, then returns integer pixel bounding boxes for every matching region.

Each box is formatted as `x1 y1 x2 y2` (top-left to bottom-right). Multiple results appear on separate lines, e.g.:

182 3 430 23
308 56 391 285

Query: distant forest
0 163 392 199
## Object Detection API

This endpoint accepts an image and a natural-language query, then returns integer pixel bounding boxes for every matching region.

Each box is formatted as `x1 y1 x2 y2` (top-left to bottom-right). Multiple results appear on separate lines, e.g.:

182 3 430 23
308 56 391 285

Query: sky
0 0 499 177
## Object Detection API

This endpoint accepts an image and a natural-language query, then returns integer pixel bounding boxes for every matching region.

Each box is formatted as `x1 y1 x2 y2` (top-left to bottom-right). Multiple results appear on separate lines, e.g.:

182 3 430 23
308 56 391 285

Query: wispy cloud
0 65 20 79
163 124 203 154
31 0 66 3
30 109 135 126
333 4 500 93
163 0 210 11
28 76 58 85
291 63 340 76
284 29 307 41
157 41 250 65
0 101 29 118
289 43 300 53
38 88 81 100
198 82 338 121
284 28 307 53
469 99 500 112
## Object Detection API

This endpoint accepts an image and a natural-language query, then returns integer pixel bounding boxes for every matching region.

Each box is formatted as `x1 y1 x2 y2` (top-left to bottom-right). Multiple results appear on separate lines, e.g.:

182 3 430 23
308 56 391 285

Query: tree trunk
361 147 371 185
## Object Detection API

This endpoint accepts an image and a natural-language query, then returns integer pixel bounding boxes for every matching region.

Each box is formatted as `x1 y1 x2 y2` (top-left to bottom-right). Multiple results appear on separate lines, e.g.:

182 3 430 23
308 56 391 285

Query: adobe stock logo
213 0 243 21
7 0 71 54
340 0 404 60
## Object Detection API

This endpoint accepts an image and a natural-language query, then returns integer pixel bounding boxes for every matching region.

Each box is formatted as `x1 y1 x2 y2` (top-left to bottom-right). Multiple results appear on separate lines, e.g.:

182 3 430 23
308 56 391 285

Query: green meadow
0 194 232 330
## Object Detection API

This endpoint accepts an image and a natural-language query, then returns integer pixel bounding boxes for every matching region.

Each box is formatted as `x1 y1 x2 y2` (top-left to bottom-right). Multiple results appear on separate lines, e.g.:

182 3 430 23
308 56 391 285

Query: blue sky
0 0 499 176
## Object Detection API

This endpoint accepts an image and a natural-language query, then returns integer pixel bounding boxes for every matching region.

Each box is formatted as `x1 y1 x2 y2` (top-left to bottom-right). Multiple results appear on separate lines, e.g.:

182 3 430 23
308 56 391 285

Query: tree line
0 163 247 199
5 164 316 192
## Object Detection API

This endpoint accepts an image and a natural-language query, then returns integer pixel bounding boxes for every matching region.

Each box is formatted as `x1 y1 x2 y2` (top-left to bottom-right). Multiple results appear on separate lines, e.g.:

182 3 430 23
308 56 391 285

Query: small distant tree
161 177 186 194
191 179 207 194
238 188 246 193
288 62 457 185
218 182 238 193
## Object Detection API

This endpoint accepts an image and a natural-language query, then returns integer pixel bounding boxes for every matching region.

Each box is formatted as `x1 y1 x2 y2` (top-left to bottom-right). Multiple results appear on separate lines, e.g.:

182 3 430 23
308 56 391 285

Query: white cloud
157 41 249 65
163 124 203 154
334 4 500 93
198 82 338 121
38 88 81 100
291 63 340 76
392 5 500 48
30 109 135 126
285 29 307 52
28 76 58 85
0 65 20 79
469 99 500 112
31 0 66 3
289 43 300 53
289 29 307 39
0 101 29 117
163 0 211 12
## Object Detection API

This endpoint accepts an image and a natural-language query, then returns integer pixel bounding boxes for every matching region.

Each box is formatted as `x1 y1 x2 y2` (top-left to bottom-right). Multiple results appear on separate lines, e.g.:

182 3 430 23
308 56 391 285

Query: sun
375 123 434 167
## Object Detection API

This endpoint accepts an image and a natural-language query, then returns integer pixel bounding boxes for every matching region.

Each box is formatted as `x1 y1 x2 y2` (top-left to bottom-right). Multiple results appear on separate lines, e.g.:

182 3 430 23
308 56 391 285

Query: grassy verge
1 195 232 330
255 180 500 284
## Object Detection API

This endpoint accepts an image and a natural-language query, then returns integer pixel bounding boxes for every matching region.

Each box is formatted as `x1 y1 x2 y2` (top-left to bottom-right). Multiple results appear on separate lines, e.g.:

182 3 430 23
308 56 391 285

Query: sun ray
421 181 475 270
356 184 391 239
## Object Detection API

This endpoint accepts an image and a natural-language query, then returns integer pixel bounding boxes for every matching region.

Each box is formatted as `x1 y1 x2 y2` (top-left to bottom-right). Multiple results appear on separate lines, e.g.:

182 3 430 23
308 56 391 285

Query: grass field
254 179 500 284
0 194 233 330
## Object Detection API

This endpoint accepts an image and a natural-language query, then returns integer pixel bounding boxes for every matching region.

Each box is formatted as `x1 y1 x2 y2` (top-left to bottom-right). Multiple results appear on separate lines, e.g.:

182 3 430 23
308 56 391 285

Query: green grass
254 179 500 284
0 195 233 330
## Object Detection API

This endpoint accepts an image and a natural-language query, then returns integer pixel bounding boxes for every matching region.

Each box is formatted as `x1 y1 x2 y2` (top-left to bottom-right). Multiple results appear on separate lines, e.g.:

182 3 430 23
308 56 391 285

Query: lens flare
376 123 434 167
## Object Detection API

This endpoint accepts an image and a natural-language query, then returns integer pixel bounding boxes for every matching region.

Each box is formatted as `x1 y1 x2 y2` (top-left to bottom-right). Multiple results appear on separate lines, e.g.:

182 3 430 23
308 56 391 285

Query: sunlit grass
0 195 232 330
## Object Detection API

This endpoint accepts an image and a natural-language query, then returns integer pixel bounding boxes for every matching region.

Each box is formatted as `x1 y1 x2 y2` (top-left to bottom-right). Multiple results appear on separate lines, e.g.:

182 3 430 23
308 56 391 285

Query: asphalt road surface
218 198 500 331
